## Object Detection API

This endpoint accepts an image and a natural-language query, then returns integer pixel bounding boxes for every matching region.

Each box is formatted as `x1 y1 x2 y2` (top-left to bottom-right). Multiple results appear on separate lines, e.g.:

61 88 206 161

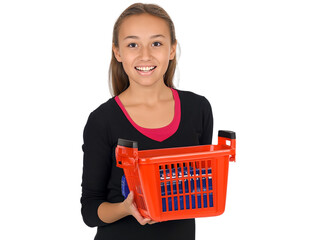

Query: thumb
126 191 135 205
128 191 134 200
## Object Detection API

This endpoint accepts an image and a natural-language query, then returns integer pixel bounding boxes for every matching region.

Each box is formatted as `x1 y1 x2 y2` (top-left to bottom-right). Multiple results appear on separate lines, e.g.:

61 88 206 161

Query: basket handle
116 138 139 168
117 138 138 148
218 130 236 162
218 130 236 140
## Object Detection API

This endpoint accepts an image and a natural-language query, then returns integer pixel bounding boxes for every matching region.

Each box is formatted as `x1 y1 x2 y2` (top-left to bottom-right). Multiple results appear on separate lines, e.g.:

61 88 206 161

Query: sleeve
199 96 214 145
80 110 112 227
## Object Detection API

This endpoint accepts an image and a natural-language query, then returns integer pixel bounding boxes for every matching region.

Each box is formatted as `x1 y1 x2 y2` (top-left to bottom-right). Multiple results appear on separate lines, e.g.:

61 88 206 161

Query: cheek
158 52 171 67
120 54 134 68
160 48 172 61
121 61 133 76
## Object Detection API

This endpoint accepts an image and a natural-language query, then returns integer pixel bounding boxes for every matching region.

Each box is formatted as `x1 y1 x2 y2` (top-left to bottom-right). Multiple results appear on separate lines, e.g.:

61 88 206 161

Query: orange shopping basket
116 130 236 222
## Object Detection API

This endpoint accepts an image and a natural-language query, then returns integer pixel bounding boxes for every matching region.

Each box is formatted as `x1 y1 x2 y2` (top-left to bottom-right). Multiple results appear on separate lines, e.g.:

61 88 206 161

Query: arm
97 202 127 224
81 110 112 227
199 96 214 145
81 110 154 227
97 191 155 225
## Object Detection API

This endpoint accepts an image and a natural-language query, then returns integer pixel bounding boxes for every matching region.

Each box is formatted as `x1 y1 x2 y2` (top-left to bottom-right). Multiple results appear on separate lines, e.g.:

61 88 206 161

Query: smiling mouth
134 66 157 72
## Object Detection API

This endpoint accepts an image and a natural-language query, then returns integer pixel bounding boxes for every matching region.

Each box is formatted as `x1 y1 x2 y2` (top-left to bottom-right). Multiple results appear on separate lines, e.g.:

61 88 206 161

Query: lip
134 65 156 68
134 66 157 76
135 65 156 66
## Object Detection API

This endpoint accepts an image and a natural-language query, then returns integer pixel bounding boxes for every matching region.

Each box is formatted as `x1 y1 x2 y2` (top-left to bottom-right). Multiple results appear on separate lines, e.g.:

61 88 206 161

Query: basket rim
138 145 234 165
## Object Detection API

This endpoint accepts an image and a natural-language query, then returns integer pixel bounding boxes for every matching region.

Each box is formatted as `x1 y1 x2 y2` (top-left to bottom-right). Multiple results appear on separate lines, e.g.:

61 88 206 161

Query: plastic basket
116 130 236 222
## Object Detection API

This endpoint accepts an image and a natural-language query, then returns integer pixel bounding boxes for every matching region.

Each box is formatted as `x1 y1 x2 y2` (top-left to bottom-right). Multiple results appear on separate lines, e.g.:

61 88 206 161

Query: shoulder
175 88 211 107
86 97 117 125
91 97 115 113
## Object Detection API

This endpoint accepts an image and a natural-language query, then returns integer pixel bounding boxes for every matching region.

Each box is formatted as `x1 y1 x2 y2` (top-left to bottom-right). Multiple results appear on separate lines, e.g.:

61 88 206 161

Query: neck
124 81 172 106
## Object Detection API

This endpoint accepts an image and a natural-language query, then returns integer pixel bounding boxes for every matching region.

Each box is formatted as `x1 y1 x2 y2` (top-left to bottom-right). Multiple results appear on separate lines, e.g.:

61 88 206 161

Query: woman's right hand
122 191 157 225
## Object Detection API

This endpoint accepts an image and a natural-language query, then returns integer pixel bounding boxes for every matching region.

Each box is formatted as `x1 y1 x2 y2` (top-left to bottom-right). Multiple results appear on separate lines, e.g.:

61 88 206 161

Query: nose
140 46 152 60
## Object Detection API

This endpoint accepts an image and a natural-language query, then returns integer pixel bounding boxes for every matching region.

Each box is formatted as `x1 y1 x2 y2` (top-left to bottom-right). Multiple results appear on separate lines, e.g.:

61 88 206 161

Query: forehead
118 13 170 40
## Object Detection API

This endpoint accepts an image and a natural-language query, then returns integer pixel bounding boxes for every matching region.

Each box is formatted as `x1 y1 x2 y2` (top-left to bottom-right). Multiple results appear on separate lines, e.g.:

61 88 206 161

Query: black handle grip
218 130 236 139
117 138 138 148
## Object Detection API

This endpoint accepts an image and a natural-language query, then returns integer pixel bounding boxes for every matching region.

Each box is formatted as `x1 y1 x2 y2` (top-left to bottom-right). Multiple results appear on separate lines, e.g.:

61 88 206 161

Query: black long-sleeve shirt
81 88 213 240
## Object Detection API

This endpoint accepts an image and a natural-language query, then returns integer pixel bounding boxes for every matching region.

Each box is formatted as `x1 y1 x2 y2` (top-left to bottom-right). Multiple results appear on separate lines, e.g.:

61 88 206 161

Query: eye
128 43 138 48
152 42 162 47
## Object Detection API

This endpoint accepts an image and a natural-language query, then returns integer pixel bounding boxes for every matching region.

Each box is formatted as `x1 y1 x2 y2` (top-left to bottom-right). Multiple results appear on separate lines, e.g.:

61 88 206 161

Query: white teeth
136 66 155 71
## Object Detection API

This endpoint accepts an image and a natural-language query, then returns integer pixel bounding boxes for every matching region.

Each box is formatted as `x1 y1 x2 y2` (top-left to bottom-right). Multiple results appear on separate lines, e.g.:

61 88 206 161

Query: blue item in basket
160 167 213 212
121 175 129 198
121 166 213 212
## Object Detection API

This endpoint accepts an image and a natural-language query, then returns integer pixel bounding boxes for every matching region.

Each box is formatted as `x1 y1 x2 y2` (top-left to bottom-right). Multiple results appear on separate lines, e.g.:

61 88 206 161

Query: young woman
81 3 213 240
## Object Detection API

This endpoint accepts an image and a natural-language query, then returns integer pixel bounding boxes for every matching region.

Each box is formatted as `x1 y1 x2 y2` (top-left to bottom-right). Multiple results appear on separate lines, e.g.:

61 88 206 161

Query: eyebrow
123 34 166 40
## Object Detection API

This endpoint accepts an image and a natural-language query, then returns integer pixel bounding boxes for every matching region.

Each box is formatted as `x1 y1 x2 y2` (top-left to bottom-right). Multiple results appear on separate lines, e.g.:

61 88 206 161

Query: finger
138 217 151 225
132 207 152 225
148 220 157 224
126 193 152 226
132 207 147 225
143 218 152 225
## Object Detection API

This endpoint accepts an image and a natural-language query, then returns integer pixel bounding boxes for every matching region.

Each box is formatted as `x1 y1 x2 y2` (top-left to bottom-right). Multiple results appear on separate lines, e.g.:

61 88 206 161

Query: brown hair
108 3 178 97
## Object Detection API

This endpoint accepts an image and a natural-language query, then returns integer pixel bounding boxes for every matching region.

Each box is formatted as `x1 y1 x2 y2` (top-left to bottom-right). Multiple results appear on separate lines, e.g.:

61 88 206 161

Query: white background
1 0 318 239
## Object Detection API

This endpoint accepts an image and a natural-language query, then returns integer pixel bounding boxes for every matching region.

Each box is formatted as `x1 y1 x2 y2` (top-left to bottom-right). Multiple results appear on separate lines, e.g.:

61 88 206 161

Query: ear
112 44 122 62
169 40 177 60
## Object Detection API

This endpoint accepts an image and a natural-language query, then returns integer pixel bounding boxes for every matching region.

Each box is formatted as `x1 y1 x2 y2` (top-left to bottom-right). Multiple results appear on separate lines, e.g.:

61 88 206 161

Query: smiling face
112 13 177 87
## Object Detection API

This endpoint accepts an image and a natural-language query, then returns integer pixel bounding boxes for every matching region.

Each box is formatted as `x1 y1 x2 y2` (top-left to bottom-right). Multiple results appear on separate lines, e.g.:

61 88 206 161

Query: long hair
108 3 178 97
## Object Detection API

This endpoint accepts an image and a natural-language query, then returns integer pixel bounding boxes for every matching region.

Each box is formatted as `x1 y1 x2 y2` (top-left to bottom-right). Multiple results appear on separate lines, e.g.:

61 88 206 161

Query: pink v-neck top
114 88 181 142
